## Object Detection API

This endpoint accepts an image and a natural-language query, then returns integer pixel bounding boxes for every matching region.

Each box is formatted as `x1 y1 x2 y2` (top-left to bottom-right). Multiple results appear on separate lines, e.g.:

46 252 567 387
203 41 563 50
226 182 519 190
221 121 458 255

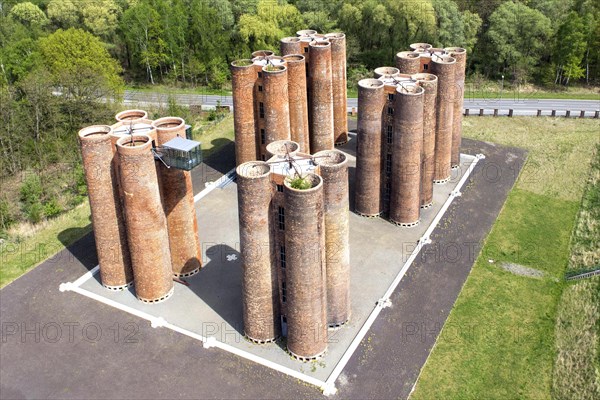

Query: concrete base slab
65 148 479 392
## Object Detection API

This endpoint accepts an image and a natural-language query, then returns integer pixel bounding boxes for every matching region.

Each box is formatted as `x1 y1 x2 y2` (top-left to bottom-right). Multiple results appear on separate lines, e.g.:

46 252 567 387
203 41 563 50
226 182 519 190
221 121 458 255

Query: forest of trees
0 0 599 232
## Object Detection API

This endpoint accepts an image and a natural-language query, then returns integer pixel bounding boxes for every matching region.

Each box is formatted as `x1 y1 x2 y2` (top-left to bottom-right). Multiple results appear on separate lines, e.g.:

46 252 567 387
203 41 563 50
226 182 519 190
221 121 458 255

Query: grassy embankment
0 113 234 288
552 145 600 400
125 84 231 97
411 117 599 399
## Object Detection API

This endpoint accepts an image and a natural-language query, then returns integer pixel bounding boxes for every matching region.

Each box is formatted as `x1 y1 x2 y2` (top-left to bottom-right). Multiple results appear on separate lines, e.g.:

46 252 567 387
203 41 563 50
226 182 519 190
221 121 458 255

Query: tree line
2 0 599 89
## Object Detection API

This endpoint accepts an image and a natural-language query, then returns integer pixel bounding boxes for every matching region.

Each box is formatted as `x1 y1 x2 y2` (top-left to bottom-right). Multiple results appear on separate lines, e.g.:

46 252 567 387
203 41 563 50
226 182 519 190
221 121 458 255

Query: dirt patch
496 261 545 278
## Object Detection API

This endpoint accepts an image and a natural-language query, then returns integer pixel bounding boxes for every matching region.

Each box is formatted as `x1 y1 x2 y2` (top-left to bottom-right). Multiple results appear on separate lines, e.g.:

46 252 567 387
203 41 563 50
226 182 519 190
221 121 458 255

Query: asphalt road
123 90 600 117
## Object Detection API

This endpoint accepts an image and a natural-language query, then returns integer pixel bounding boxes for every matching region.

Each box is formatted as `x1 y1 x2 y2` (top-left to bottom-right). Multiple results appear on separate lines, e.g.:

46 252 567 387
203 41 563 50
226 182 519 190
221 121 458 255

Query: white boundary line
59 154 483 396
193 167 236 203
322 153 483 394
60 270 331 391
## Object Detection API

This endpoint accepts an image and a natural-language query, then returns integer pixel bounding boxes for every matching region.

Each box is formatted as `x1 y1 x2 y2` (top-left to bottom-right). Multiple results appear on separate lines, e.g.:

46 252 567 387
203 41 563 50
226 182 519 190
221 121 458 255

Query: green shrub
25 202 43 224
289 176 311 190
0 199 14 231
73 164 87 197
43 198 62 218
19 173 42 205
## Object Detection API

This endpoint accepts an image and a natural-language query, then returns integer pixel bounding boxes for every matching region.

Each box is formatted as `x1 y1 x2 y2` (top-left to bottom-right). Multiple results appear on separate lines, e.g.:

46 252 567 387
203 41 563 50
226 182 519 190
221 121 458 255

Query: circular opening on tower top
237 161 271 178
374 67 400 78
283 54 304 62
116 134 151 148
359 78 384 89
397 51 420 59
152 117 185 131
311 41 330 47
397 84 424 95
284 172 322 191
313 150 346 167
297 29 317 37
282 37 301 43
325 32 345 39
433 55 456 64
251 50 274 58
79 125 111 139
115 110 148 122
262 64 286 73
412 73 437 82
410 43 432 50
445 47 466 54
231 59 254 67
266 140 299 158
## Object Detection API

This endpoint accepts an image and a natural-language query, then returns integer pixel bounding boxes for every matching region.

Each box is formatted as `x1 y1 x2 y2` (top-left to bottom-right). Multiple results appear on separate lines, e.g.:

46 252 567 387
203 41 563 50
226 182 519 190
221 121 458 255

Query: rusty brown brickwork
262 65 291 145
78 125 133 289
237 161 281 343
326 33 348 146
280 37 302 56
395 51 421 75
431 55 456 183
231 60 259 165
295 30 314 63
283 55 310 153
313 150 350 327
389 85 424 226
412 73 438 208
284 173 328 360
153 117 202 277
116 135 173 303
308 41 334 153
355 79 385 217
445 47 467 168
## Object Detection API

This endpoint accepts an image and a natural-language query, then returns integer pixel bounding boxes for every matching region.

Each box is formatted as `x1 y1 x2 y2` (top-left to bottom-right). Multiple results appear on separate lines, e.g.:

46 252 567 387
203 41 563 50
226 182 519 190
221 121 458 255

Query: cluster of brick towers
79 36 469 364
236 141 350 361
355 43 467 226
231 30 353 361
78 110 202 303
231 30 348 165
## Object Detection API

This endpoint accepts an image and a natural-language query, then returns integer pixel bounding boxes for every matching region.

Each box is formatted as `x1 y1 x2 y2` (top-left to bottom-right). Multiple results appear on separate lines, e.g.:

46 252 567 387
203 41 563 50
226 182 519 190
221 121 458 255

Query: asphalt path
123 90 600 117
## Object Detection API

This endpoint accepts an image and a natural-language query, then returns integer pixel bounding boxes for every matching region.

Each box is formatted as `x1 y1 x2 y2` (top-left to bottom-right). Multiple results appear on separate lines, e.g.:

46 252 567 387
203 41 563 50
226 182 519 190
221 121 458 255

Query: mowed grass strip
552 145 600 400
411 190 577 399
463 117 599 201
192 114 235 159
411 117 599 399
553 277 600 400
568 145 600 272
0 202 92 288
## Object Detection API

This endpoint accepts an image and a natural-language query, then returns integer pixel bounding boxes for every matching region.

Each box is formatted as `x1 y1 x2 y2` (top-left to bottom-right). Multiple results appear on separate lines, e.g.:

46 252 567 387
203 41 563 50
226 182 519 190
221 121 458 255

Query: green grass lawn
0 203 92 288
191 114 235 159
412 189 576 399
125 84 231 97
411 117 599 399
